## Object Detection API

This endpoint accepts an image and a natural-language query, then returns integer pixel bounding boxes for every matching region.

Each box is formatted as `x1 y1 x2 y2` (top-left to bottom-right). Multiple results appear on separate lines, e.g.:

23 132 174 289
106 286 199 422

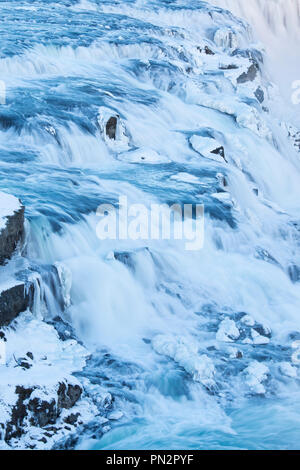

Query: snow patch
152 334 215 388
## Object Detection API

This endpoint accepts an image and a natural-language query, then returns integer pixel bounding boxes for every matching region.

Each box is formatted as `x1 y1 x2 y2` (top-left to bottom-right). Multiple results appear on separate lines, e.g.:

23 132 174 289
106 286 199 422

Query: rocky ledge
0 280 34 327
0 191 24 266
0 191 33 329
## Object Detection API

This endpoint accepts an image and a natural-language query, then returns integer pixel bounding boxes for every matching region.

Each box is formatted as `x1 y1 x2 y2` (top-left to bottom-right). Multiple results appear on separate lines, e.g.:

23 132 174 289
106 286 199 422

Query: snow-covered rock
97 106 130 152
0 192 24 265
240 314 255 327
245 361 269 395
251 328 270 345
279 362 298 379
0 279 34 327
0 312 98 449
152 334 215 388
190 136 226 163
216 319 240 342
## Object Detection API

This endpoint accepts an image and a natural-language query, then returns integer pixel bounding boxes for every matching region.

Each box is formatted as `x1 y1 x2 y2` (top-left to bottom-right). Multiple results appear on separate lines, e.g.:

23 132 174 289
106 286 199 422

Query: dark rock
57 382 82 410
64 412 80 426
253 324 272 339
211 146 227 162
28 396 57 428
44 426 58 433
288 331 300 341
255 248 280 267
232 48 263 67
114 251 136 271
4 380 82 443
106 116 117 140
219 64 238 70
0 330 6 342
5 386 33 440
0 204 24 265
254 86 264 103
204 46 215 55
0 282 34 327
197 46 215 55
288 265 300 283
48 316 80 343
237 63 258 84
26 351 34 360
18 359 32 370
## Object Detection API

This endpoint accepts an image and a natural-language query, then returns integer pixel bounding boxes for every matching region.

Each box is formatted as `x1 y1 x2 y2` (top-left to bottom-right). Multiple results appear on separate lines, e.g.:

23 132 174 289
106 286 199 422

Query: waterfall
1 0 300 450
210 0 300 123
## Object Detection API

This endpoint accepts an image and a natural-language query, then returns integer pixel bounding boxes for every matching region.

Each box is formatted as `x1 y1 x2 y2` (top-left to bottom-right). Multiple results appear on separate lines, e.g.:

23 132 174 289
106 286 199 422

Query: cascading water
1 0 300 450
210 0 300 125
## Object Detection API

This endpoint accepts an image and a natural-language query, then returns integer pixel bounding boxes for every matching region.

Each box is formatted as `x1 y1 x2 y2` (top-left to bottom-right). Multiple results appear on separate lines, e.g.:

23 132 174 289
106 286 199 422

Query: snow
279 362 298 379
0 311 88 389
251 328 270 345
190 136 225 163
240 314 255 327
170 173 200 184
0 278 23 295
0 191 21 230
245 361 269 395
216 319 240 342
108 411 124 420
0 311 95 448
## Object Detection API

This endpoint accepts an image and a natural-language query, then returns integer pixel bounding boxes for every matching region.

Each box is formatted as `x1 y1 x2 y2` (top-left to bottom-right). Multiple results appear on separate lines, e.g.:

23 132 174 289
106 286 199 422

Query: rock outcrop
0 192 24 265
0 192 32 328
0 281 34 327
4 381 83 442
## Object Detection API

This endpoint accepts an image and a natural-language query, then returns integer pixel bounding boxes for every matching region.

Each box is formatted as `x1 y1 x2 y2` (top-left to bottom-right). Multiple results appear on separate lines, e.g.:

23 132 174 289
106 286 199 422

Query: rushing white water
210 0 300 124
1 0 300 449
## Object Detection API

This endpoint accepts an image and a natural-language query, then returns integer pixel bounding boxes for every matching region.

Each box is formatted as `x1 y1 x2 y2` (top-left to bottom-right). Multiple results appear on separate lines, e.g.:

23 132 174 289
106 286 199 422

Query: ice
216 319 240 343
190 136 225 163
245 361 269 395
214 28 239 50
251 329 270 345
108 411 124 421
54 262 72 308
152 334 215 388
170 173 200 184
279 362 298 379
240 314 255 327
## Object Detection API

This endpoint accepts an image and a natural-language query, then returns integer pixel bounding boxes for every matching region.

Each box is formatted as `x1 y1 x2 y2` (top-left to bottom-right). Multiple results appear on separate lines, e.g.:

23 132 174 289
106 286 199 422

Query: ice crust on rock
245 361 269 395
190 136 226 163
216 319 240 342
152 334 215 388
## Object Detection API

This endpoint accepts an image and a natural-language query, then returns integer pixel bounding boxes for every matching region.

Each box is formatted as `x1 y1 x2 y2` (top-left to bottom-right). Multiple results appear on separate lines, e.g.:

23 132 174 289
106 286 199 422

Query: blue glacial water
1 0 300 449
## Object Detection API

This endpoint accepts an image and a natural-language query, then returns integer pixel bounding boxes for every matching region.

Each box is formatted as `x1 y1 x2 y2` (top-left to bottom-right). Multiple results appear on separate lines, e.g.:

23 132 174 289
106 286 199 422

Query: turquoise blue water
1 0 300 450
